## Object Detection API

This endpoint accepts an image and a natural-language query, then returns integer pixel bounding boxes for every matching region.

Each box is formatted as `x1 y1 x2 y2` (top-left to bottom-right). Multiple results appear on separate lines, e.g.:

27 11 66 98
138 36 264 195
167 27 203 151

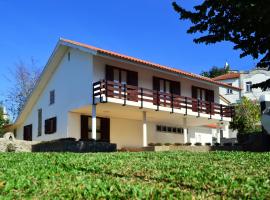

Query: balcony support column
183 117 188 143
142 111 148 147
92 104 97 140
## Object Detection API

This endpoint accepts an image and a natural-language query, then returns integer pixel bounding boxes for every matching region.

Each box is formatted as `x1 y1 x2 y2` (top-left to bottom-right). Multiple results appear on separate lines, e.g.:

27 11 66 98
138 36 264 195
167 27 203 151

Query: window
227 83 233 94
156 125 184 134
45 117 57 134
38 109 42 136
68 52 71 61
246 82 252 92
88 117 101 140
50 90 55 105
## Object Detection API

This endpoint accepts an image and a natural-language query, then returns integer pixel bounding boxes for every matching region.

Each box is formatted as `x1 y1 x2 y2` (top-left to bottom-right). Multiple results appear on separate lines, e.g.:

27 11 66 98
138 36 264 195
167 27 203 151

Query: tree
201 64 230 78
0 103 9 136
5 59 41 120
172 1 270 68
230 97 261 134
251 79 270 91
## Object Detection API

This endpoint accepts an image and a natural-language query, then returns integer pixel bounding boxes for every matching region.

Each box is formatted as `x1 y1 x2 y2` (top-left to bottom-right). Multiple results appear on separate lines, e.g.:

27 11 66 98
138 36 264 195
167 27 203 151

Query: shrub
155 143 162 146
223 142 232 146
185 142 192 146
194 142 202 146
214 143 220 146
174 143 183 146
58 138 77 142
205 143 211 146
6 143 16 152
148 143 155 146
164 143 171 146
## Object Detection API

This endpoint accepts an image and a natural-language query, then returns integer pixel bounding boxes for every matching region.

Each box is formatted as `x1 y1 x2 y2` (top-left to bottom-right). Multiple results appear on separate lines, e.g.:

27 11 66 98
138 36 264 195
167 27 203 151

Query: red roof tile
213 73 240 81
61 38 241 91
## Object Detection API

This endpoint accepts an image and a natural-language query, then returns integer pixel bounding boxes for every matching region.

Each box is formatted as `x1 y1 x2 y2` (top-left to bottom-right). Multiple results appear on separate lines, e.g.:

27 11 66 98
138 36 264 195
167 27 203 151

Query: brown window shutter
105 65 114 81
153 77 160 91
80 115 89 140
127 70 138 86
170 81 181 95
100 118 110 142
206 90 214 102
192 86 198 99
53 117 57 133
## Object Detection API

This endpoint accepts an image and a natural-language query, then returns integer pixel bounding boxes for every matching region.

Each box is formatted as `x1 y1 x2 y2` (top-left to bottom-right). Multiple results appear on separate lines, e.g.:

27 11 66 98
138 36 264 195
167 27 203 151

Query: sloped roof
61 38 241 91
213 73 240 81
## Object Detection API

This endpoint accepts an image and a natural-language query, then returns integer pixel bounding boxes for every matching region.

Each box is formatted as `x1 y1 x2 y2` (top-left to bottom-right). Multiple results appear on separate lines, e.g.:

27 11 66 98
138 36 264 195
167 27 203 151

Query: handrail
93 80 235 119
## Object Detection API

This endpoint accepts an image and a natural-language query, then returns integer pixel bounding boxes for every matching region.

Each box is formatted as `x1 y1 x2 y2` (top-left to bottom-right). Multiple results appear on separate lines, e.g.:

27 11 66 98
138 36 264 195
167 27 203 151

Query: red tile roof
213 73 240 81
61 38 241 91
205 124 222 129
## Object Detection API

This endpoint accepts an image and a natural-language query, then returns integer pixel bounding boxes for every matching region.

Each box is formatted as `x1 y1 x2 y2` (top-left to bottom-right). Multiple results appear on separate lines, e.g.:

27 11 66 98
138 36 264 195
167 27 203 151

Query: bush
155 143 162 146
223 142 232 146
214 143 220 146
58 138 77 142
164 143 171 146
6 143 16 152
205 143 211 146
185 142 192 146
194 142 202 146
174 143 183 146
148 143 155 146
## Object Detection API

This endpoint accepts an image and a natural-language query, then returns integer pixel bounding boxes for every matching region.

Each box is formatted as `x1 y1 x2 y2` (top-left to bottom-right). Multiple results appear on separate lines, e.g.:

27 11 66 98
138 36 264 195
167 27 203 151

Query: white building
9 39 239 149
214 68 270 104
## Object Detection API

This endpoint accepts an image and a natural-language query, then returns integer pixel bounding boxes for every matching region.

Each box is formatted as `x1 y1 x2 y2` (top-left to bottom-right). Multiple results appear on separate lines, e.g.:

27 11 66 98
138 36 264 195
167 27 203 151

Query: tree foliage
5 59 41 120
0 104 9 136
230 97 261 134
172 1 270 68
201 65 230 78
251 79 270 91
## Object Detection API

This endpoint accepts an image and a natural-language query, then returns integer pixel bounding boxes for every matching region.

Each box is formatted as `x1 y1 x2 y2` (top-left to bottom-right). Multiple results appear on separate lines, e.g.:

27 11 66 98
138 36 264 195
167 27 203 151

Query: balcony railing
93 80 234 120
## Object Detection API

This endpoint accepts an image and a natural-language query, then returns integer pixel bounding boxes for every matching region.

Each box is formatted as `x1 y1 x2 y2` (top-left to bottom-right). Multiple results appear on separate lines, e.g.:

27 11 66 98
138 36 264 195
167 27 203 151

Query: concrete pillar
92 105 97 140
143 111 147 147
183 117 188 143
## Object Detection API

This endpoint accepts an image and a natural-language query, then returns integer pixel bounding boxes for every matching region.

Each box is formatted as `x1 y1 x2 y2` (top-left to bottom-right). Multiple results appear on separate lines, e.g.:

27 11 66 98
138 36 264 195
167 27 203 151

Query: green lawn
0 152 269 199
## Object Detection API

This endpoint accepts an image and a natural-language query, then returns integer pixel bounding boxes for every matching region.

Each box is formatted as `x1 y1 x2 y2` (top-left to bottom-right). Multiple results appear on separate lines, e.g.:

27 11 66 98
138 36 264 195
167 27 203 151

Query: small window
167 127 172 132
156 125 162 132
38 109 42 136
162 126 167 132
50 90 55 105
68 52 71 61
246 82 252 92
227 83 233 94
45 117 57 134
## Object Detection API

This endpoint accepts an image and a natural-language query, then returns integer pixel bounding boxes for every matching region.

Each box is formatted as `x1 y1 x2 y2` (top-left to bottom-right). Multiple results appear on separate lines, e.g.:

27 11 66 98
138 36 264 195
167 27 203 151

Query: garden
0 151 270 199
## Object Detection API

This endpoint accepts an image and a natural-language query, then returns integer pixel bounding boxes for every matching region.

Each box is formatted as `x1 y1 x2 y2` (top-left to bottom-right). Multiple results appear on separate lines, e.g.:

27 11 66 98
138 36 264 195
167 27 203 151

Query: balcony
93 80 234 121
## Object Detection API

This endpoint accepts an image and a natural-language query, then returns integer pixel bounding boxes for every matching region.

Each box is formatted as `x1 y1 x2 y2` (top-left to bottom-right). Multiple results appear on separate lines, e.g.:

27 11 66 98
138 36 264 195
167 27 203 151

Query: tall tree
5 59 41 120
172 1 270 68
201 64 230 78
0 103 9 136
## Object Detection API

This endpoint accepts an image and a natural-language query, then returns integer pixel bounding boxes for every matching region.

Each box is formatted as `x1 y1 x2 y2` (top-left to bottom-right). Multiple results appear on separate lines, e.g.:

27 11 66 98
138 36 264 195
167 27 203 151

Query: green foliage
0 152 270 199
230 97 261 134
172 1 270 68
0 105 9 136
201 65 230 78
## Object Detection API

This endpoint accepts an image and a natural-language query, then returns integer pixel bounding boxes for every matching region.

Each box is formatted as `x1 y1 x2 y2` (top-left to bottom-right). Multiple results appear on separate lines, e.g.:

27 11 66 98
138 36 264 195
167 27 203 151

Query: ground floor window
156 125 184 134
88 117 101 140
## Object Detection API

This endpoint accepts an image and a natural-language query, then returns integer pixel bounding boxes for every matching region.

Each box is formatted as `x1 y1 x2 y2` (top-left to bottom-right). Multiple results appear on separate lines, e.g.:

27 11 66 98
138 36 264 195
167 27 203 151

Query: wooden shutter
53 117 57 133
100 118 110 142
81 115 89 140
191 86 198 112
153 77 160 105
205 89 215 114
170 81 181 95
127 70 138 86
105 65 114 81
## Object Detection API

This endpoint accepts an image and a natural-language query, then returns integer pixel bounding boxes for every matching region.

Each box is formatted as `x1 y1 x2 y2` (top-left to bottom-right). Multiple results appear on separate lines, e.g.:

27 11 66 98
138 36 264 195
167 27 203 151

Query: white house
214 68 270 104
10 39 239 149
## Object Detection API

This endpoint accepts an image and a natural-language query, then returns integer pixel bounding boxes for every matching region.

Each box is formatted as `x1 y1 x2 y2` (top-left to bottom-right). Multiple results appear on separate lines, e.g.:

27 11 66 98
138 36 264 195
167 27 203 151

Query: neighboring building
9 39 239 149
214 68 270 104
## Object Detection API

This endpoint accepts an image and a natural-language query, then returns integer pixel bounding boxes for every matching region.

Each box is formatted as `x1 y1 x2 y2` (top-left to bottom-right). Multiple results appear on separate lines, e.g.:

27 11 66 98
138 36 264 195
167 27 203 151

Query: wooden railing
93 80 235 119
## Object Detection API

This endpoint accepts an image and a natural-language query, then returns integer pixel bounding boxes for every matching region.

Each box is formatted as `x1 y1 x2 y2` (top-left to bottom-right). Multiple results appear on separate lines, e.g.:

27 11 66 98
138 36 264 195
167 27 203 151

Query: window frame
49 90 55 105
246 81 252 93
45 117 57 134
37 109 42 136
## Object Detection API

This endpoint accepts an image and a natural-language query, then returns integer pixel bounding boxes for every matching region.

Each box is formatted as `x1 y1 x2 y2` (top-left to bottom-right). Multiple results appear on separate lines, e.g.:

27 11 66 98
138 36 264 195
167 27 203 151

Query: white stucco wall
16 48 93 140
188 127 216 144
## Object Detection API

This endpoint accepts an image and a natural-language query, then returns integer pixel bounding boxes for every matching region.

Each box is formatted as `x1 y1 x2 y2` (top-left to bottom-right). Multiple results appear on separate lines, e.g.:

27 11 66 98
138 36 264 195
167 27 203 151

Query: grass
0 151 270 199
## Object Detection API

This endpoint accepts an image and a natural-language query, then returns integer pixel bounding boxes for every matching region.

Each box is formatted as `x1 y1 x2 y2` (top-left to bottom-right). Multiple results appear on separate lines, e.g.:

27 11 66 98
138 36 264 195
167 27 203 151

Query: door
153 77 180 106
106 65 138 101
23 124 32 141
80 115 110 142
192 86 214 113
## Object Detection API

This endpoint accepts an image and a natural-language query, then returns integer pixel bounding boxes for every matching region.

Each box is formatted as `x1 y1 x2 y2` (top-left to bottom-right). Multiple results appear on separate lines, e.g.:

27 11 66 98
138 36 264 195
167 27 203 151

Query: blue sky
0 0 257 101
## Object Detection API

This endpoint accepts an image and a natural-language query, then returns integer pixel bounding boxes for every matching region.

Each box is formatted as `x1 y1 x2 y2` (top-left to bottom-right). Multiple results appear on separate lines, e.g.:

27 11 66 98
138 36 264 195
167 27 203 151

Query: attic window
50 90 55 105
68 52 71 61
